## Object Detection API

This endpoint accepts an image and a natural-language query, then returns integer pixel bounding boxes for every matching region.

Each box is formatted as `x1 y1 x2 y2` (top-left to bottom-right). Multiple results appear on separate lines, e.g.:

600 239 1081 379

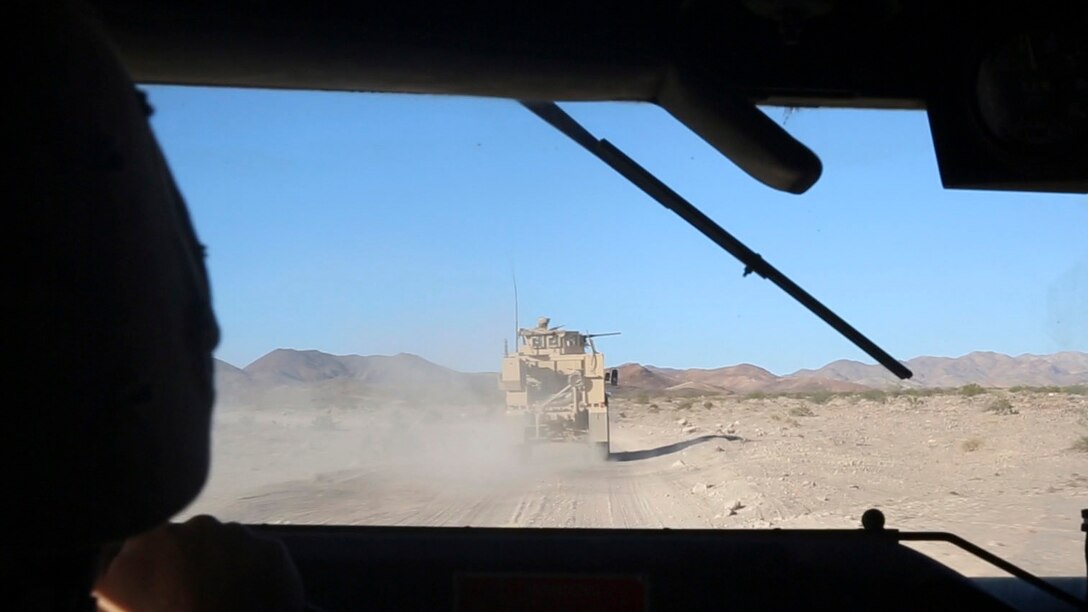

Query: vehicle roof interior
8 1 1086 610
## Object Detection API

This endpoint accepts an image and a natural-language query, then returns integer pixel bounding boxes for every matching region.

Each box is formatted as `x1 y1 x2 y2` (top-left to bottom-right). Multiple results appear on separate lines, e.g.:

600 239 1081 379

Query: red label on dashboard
456 573 646 612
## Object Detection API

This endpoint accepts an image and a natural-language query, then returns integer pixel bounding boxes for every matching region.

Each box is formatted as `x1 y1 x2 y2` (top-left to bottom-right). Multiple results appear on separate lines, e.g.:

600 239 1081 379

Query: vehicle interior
8 1 1087 610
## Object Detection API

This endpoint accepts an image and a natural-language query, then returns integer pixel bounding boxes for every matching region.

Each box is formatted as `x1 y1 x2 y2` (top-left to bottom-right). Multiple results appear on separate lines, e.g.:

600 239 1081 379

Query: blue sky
147 86 1087 375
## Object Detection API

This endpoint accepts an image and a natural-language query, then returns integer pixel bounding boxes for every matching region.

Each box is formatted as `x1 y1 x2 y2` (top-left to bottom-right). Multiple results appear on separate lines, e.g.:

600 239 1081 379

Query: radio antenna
512 268 520 351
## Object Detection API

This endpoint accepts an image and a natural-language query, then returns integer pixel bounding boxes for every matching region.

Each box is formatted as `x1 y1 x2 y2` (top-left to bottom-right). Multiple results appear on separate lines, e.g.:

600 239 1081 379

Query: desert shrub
1006 385 1082 394
1072 436 1088 453
984 398 1018 415
771 413 800 427
745 391 767 400
891 388 940 398
804 391 834 405
858 389 887 404
648 403 660 413
789 405 814 417
961 438 983 452
703 400 715 410
958 384 987 397
677 400 694 411
635 393 650 404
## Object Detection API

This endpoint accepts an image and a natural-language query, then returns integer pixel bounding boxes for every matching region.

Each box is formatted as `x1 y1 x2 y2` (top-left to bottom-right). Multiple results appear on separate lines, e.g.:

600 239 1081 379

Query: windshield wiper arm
521 101 912 380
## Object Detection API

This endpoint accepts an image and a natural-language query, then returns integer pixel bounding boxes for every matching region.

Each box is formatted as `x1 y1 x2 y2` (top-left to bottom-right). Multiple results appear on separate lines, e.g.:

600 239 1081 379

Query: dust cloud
180 386 1088 577
182 399 606 525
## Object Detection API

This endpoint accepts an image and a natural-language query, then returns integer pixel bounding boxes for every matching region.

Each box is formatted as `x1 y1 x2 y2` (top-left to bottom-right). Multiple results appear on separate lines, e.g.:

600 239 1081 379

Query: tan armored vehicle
500 317 618 456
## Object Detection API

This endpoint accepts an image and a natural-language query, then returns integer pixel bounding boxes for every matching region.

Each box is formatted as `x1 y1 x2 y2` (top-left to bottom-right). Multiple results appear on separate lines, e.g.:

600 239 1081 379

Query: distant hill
615 362 870 395
245 349 351 383
789 359 898 389
213 358 253 406
616 351 1087 394
674 364 778 394
791 351 1088 389
214 349 501 410
614 364 676 391
767 376 871 394
214 349 1087 409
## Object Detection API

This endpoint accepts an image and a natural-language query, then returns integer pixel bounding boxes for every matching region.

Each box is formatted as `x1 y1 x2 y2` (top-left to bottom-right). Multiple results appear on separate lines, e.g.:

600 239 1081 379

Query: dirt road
195 425 726 529
185 391 1088 578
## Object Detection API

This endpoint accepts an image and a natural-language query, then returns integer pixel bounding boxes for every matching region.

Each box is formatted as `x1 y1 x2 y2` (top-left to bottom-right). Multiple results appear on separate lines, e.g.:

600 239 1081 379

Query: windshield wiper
522 101 912 380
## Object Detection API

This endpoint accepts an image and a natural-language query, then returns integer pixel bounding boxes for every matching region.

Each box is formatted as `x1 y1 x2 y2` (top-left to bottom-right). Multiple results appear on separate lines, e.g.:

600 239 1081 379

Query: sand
181 390 1088 578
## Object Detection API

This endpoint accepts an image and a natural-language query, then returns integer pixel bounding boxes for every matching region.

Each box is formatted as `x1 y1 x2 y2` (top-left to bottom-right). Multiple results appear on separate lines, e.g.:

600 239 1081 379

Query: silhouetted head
6 1 219 606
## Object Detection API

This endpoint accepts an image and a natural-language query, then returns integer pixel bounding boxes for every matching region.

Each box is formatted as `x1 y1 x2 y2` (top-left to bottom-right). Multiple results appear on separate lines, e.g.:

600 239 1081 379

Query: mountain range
214 349 1087 408
615 351 1088 395
214 349 502 409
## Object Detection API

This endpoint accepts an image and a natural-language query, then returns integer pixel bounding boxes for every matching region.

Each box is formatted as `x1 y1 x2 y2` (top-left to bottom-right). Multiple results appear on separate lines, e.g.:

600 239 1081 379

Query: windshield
149 86 1088 578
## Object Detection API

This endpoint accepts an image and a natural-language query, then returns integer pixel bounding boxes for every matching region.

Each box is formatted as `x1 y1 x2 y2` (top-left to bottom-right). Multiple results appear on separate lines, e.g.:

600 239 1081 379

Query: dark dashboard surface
255 524 1045 611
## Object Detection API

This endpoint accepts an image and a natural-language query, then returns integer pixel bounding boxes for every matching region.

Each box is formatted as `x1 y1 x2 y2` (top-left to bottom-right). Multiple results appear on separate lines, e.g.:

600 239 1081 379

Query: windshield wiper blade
522 101 912 380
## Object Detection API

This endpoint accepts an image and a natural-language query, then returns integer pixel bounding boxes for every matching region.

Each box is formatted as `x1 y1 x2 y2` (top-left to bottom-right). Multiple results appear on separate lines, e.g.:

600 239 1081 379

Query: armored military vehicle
500 317 618 456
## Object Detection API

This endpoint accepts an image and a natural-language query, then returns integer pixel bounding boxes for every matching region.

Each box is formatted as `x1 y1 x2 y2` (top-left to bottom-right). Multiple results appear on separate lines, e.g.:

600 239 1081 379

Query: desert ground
182 389 1088 578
